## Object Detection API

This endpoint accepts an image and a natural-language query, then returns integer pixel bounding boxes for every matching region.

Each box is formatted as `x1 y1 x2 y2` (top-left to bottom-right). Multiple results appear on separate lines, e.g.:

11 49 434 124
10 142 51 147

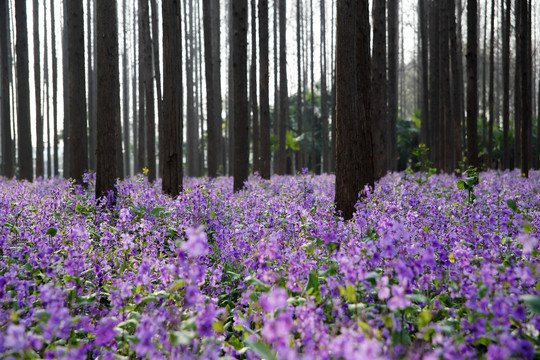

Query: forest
0 0 539 359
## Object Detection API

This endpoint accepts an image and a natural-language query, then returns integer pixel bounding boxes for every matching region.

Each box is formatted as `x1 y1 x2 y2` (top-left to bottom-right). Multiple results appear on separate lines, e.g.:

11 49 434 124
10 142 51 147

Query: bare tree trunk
33 0 43 178
259 0 271 179
185 0 198 177
123 0 131 176
450 0 462 170
296 0 303 171
162 0 183 195
67 0 88 184
228 1 234 175
250 0 259 174
520 0 530 177
419 0 429 148
62 1 69 178
211 0 223 174
273 0 279 174
466 0 478 168
277 0 288 175
387 0 398 172
96 0 119 201
88 0 97 172
0 0 13 178
50 1 58 177
43 1 50 178
487 0 495 168
371 0 387 180
309 0 316 173
233 0 249 191
16 0 33 181
440 0 453 173
133 1 140 172
481 0 487 155
335 0 374 220
150 0 162 178
514 0 521 169
429 1 440 167
320 0 329 173
196 1 205 175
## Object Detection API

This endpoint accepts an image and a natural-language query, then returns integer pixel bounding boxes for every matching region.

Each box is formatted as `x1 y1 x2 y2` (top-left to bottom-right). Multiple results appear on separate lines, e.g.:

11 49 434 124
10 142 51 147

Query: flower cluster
0 170 538 359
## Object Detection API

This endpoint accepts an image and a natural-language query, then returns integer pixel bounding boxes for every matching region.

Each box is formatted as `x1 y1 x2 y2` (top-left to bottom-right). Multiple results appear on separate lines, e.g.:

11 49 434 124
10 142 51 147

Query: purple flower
388 285 410 311
4 324 26 352
94 318 117 346
260 287 289 313
181 227 209 257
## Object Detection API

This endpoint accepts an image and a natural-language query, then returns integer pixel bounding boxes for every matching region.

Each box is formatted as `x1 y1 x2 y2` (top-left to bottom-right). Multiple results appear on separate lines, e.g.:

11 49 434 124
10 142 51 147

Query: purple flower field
0 170 539 359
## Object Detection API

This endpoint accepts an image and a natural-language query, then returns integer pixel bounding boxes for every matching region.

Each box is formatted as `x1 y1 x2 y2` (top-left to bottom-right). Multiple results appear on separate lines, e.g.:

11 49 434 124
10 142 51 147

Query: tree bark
429 1 440 167
150 0 161 179
142 0 155 181
419 0 429 149
96 0 119 201
184 0 199 177
449 0 463 170
16 0 33 181
487 0 495 168
277 0 288 175
250 0 259 174
33 0 43 178
520 0 530 177
44 1 50 178
320 0 329 173
335 0 374 220
296 0 304 171
88 0 97 172
67 0 88 183
122 0 130 176
502 0 510 169
51 1 58 177
388 0 398 172
1 0 14 178
466 0 478 168
259 0 271 179
233 0 249 191
162 0 183 195
371 0 387 180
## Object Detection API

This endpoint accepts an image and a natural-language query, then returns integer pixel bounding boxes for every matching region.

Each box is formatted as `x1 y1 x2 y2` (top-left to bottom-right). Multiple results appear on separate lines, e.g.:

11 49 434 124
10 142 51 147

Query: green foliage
457 166 479 204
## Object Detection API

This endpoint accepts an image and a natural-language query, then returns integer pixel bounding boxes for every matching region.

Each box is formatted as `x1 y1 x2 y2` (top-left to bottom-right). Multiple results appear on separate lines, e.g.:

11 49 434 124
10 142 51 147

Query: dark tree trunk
481 0 487 154
320 0 329 173
250 0 259 174
310 0 316 173
277 0 288 175
387 0 398 172
502 0 510 169
184 0 199 177
51 1 59 177
449 0 463 170
150 0 161 179
296 0 304 171
132 1 138 173
63 1 69 178
440 0 453 173
88 0 97 172
33 0 43 178
259 0 271 179
520 0 530 177
429 1 440 167
16 0 33 181
371 0 387 180
419 0 429 148
162 0 183 195
335 0 374 220
211 0 223 174
487 0 495 168
142 0 155 181
96 0 119 201
1 0 14 178
44 1 50 178
138 0 146 173
233 0 249 191
466 0 478 168
122 0 130 176
67 0 88 183
273 0 279 174
514 1 521 169
228 1 234 176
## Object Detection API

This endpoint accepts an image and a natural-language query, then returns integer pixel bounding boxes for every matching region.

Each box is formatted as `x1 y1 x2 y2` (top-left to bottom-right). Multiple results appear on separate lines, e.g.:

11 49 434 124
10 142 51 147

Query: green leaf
457 180 466 190
245 339 277 360
521 295 540 314
339 283 357 303
117 318 139 330
417 309 432 327
406 293 429 304
151 207 166 217
169 279 185 292
46 227 58 236
305 271 321 302
507 199 518 213
169 330 195 346
210 210 216 220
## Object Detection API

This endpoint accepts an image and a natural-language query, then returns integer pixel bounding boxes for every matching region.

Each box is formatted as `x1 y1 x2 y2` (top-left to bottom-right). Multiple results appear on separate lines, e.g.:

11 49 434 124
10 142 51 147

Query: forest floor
0 170 538 359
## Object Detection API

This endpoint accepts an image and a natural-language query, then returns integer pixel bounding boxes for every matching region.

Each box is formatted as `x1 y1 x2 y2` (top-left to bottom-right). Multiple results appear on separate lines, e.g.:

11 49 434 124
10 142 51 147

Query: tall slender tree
466 0 478 167
320 0 329 173
150 0 161 179
44 1 50 178
450 0 463 168
259 0 271 179
335 0 373 220
520 0 530 177
371 0 387 180
487 0 495 168
162 0 183 195
388 0 398 171
122 0 130 176
277 0 288 175
233 0 248 191
88 0 97 171
1 0 13 178
51 0 58 177
67 0 88 183
185 0 199 177
96 0 119 201
16 0 33 181
250 0 259 173
296 0 304 171
63 1 69 177
501 0 510 169
419 0 429 148
33 0 44 178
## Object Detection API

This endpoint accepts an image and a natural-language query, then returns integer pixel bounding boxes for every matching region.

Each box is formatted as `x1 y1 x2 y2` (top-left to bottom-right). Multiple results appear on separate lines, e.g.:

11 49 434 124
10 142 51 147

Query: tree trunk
440 0 453 173
88 0 97 172
296 0 303 171
228 1 234 176
277 0 288 175
16 0 33 181
44 1 50 178
320 0 329 173
51 1 58 177
371 0 387 180
487 0 495 168
502 0 510 169
335 0 374 220
138 0 146 173
273 0 279 174
233 0 249 191
67 0 88 184
150 0 161 179
309 0 316 173
520 0 530 177
387 0 398 172
132 1 139 173
33 0 43 178
122 0 130 176
481 0 487 154
142 0 155 181
184 0 199 177
0 3 10 175
211 0 223 174
63 1 69 178
250 0 259 174
466 0 478 168
259 0 271 179
162 0 183 195
96 0 119 201
449 0 462 170
1 0 13 178
419 0 429 148
429 1 440 167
